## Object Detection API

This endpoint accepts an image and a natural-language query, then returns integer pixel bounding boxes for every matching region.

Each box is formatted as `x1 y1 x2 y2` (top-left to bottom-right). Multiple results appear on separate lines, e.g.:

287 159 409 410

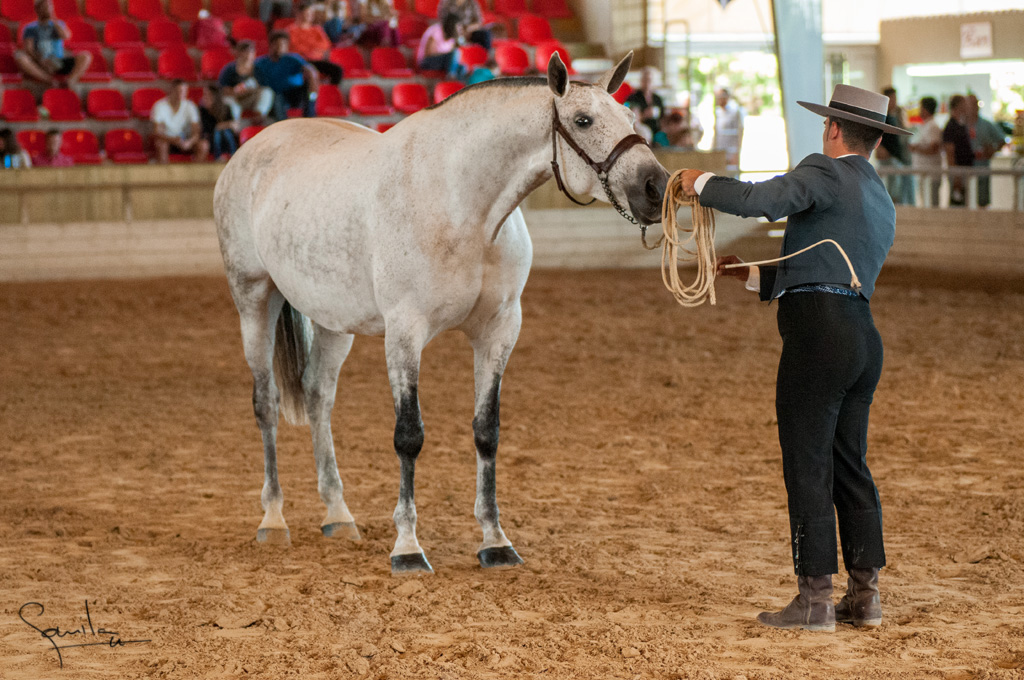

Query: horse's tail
273 301 312 426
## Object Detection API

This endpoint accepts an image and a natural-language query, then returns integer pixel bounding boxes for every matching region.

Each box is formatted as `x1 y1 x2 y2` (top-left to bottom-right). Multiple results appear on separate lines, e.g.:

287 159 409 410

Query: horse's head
547 51 670 226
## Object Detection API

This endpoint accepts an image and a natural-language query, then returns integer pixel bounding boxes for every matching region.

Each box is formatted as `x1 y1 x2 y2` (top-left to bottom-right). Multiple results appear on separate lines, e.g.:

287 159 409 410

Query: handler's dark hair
827 116 883 154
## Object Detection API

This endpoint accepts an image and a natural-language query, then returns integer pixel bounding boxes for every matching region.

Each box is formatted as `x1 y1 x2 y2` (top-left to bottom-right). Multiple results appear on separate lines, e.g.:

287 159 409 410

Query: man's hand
716 255 749 280
680 168 705 197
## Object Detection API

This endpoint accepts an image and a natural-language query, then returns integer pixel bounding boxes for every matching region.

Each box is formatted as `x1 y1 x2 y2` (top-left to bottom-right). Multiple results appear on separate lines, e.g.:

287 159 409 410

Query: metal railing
874 164 1024 211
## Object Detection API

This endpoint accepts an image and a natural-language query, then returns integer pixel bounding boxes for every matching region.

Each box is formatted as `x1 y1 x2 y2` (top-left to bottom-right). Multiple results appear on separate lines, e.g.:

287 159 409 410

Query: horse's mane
425 76 596 111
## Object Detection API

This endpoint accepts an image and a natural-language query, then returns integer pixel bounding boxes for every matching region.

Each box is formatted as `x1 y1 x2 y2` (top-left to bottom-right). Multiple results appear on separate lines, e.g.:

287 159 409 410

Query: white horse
213 52 669 574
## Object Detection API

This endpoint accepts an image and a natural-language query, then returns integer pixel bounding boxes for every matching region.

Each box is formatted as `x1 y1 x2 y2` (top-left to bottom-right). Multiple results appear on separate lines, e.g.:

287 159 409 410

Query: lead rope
643 169 863 307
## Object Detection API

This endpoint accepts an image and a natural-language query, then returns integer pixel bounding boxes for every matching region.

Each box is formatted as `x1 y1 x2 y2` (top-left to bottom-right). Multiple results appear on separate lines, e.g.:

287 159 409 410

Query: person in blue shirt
14 0 92 86
254 32 321 122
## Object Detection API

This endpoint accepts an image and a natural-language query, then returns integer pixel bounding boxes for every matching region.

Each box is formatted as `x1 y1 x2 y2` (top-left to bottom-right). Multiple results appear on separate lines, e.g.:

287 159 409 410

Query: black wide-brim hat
798 84 912 136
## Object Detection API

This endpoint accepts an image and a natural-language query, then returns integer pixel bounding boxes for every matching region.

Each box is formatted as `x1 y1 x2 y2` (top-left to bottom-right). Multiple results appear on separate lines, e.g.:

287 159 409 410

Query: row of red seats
0 0 571 24
1 79 464 122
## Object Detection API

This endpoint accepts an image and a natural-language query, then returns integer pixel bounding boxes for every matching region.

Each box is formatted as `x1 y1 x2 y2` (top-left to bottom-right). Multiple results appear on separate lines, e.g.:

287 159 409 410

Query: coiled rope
643 169 862 307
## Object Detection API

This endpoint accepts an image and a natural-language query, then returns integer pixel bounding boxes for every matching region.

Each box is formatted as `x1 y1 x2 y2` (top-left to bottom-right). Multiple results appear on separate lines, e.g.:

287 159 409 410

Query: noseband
549 103 650 226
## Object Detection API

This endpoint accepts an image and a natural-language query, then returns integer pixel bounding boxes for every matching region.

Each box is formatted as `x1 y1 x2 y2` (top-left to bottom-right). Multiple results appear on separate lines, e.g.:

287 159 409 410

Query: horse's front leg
470 304 524 569
384 328 433 575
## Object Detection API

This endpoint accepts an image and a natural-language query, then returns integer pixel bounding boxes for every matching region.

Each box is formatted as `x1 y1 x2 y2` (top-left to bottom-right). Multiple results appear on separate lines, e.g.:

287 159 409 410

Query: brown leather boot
756 575 836 632
835 567 882 627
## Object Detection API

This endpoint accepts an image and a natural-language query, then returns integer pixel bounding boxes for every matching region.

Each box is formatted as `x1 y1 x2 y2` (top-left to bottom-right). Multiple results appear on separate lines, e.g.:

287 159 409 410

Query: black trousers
775 291 886 576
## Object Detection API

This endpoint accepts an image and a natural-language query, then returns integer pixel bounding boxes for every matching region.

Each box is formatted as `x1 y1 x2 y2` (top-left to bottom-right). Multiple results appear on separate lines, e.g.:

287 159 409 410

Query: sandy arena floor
1 267 1023 679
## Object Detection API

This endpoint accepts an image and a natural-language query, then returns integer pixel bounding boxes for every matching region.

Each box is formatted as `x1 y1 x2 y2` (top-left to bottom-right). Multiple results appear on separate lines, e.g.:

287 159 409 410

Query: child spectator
151 80 210 163
31 129 74 166
439 0 491 51
254 32 320 121
1 129 33 169
13 0 92 86
354 0 400 48
193 9 231 50
288 2 344 84
653 110 696 150
323 0 363 45
219 41 275 124
416 14 464 78
200 86 241 160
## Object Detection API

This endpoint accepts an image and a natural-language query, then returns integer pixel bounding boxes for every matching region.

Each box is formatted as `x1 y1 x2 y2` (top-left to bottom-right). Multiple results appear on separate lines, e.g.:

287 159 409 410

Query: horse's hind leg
469 304 524 569
236 279 290 545
384 326 432 575
303 325 360 540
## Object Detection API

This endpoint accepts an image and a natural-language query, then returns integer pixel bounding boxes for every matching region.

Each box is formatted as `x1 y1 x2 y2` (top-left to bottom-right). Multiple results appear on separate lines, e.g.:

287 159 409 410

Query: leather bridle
549 102 650 225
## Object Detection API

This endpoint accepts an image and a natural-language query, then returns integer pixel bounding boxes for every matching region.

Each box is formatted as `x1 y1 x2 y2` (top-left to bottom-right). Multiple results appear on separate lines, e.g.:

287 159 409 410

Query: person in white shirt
151 79 210 164
908 96 943 207
712 87 744 172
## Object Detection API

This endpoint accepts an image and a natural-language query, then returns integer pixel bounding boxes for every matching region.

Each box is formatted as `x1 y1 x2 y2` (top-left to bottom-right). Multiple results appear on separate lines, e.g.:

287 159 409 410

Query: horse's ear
597 51 633 95
547 52 569 97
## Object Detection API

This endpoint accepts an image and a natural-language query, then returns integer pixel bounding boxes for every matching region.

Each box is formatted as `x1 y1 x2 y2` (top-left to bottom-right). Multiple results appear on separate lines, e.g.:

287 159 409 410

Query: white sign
960 22 993 59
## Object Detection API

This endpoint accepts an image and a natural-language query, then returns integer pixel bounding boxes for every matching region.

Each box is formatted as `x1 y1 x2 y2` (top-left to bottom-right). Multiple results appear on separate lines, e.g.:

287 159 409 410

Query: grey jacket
700 153 895 300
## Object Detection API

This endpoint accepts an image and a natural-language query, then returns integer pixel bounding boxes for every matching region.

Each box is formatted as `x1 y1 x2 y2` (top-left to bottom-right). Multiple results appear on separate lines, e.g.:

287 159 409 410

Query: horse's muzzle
628 163 670 225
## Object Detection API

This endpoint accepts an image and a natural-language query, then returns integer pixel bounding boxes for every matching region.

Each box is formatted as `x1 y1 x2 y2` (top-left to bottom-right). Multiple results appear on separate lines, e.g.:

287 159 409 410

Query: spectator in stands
13 0 92 87
439 0 492 51
193 8 231 50
466 59 498 85
200 85 240 160
653 110 696 150
876 86 913 205
942 94 973 207
255 32 320 121
416 14 465 78
908 96 942 207
288 2 344 84
31 129 74 167
354 0 400 48
323 0 364 45
151 79 210 163
967 93 1007 210
1 129 33 169
712 86 744 172
219 41 275 124
625 67 664 138
259 0 294 26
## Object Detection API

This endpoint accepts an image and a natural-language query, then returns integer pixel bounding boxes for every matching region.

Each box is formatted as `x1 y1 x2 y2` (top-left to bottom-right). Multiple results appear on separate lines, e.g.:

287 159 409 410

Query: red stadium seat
64 18 101 50
239 125 264 145
157 47 197 80
391 82 428 114
42 88 86 121
85 0 124 21
104 129 149 163
517 15 553 45
494 43 529 76
127 0 167 21
0 52 24 84
2 0 36 21
494 0 529 18
531 0 572 19
78 46 112 82
376 122 395 133
168 0 203 21
86 88 131 120
612 82 632 105
200 47 234 79
328 47 369 79
187 85 203 105
16 129 47 156
61 129 102 164
53 0 82 20
397 13 428 48
103 17 144 49
432 80 463 103
147 18 187 48
533 41 573 73
413 0 439 17
1 89 39 121
230 17 268 49
459 44 488 69
210 0 250 20
347 84 393 116
271 17 294 30
131 87 165 117
314 84 350 117
0 23 15 49
114 48 157 81
370 47 412 78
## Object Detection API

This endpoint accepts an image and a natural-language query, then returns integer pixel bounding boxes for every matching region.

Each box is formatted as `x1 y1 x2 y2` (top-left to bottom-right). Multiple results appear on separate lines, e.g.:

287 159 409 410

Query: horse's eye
574 115 592 129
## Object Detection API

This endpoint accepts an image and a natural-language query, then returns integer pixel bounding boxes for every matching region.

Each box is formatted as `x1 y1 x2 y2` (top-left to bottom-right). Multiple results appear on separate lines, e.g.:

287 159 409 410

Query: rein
549 103 649 228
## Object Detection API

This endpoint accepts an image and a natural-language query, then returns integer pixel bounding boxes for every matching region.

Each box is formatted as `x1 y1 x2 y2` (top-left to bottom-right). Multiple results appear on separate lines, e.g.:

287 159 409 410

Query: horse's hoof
478 546 524 569
321 522 361 541
256 527 291 546
391 553 433 575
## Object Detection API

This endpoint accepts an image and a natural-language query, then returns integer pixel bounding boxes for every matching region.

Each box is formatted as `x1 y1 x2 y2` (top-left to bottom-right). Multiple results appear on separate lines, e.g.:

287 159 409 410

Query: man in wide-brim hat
679 84 911 632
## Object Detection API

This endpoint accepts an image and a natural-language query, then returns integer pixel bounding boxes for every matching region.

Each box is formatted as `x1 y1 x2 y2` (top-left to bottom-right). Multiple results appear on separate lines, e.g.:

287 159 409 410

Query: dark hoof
321 522 361 540
391 553 433 575
478 546 524 569
256 527 291 546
